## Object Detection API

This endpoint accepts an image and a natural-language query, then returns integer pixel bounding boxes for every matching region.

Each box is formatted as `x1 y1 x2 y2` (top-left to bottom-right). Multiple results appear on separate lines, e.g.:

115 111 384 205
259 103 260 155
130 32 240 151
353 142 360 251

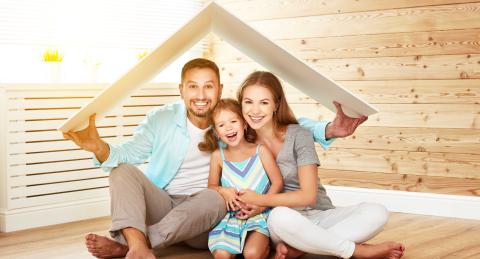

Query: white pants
267 202 388 259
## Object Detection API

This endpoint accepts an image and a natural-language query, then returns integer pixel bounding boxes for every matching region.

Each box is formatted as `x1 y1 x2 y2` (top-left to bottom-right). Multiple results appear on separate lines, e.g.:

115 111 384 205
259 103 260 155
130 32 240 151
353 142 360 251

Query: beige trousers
108 164 226 249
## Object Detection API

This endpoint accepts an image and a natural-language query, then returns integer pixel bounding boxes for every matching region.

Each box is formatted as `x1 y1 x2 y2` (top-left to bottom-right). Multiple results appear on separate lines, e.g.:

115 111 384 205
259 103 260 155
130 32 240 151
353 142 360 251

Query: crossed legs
86 164 226 258
268 204 405 259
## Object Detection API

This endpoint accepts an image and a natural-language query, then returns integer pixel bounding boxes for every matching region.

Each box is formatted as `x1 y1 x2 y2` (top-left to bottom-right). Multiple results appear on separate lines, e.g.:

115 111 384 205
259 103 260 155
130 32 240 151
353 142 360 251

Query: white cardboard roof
59 1 377 132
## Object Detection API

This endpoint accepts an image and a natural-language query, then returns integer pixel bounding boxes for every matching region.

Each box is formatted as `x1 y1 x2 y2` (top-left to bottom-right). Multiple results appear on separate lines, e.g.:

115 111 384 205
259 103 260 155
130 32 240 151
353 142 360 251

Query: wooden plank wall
210 0 480 196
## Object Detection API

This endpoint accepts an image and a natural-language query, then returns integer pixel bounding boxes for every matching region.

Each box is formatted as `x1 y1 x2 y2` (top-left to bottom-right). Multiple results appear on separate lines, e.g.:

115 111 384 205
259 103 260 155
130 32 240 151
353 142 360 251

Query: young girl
198 98 284 259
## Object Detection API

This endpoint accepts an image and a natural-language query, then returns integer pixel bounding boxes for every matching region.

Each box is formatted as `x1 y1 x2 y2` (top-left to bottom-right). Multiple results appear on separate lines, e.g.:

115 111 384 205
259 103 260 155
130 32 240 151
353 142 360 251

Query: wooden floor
0 213 479 259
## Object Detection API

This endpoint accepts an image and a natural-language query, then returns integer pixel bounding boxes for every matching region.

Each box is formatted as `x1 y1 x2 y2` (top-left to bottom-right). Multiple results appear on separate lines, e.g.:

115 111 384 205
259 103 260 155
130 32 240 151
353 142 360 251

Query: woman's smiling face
241 84 276 130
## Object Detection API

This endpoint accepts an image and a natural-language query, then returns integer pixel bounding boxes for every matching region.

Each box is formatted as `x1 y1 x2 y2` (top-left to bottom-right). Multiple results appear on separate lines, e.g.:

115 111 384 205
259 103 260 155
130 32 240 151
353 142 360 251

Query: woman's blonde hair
198 98 255 152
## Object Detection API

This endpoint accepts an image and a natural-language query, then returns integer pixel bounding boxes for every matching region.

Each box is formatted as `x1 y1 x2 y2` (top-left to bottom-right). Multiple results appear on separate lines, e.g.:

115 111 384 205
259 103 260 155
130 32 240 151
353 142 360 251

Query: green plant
42 48 64 62
136 49 150 60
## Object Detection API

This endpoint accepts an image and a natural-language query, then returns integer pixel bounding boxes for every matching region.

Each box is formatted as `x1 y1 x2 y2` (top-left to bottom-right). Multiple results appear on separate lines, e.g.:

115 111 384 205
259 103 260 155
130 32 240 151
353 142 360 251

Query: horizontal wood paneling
244 3 480 39
317 147 480 179
213 28 480 60
318 169 480 196
224 79 480 104
290 103 480 129
330 127 480 155
218 53 480 81
214 0 480 197
218 0 478 20
337 80 480 104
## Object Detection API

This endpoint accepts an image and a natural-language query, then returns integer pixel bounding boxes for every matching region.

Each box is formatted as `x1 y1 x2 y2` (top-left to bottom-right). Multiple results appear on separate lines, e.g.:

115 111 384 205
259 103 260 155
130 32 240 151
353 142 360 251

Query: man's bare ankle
122 227 151 250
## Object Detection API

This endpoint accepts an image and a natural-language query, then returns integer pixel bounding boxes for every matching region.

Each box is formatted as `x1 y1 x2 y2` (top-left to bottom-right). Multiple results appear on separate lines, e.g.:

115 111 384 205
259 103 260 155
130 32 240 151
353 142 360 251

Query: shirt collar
174 101 187 128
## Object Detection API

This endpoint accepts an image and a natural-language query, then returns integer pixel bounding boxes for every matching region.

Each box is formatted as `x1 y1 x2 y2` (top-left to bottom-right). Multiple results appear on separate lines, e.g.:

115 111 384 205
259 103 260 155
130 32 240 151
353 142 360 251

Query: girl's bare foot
85 233 129 258
274 242 305 259
353 241 405 259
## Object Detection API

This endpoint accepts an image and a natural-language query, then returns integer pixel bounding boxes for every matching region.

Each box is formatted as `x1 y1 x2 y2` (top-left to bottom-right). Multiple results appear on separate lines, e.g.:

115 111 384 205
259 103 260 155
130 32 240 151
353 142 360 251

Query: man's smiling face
180 67 223 120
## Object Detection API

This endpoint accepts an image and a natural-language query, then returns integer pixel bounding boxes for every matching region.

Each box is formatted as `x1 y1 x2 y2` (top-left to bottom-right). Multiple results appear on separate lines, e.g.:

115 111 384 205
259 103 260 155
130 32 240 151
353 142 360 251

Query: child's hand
219 187 240 211
235 203 266 219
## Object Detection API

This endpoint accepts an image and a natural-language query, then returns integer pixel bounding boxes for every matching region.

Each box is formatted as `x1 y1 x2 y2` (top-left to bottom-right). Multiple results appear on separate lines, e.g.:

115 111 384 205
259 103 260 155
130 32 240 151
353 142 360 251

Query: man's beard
188 107 209 118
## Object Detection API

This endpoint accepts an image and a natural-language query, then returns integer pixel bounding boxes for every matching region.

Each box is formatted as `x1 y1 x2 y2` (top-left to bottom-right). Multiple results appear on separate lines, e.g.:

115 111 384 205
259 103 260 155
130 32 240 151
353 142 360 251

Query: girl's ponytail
198 126 219 152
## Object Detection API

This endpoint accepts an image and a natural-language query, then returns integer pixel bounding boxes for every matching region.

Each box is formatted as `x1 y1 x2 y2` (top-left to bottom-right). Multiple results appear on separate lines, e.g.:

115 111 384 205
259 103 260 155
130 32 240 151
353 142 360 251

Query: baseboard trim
1 187 478 232
0 197 110 232
325 185 480 220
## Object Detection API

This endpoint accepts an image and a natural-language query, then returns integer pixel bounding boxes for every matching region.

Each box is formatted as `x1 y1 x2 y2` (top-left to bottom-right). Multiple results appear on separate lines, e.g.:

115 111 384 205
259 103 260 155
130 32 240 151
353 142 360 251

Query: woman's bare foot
353 241 405 259
275 242 305 259
85 233 128 258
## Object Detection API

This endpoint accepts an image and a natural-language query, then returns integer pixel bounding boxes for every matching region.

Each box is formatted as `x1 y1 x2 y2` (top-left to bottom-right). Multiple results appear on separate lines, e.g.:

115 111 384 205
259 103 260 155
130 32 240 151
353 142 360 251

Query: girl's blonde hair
198 98 255 152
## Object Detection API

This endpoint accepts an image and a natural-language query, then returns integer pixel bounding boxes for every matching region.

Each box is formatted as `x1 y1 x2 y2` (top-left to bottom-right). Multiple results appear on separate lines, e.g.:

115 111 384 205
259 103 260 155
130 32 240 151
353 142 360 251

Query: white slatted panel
0 86 7 211
4 83 180 209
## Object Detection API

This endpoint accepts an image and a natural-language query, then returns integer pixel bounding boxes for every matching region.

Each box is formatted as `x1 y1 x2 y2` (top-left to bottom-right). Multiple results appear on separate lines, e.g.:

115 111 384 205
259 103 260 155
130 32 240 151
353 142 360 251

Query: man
63 58 367 259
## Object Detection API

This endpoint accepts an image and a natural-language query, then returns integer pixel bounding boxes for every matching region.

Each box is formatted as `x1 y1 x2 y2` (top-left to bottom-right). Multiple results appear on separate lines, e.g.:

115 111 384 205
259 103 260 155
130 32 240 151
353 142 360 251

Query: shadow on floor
153 244 339 259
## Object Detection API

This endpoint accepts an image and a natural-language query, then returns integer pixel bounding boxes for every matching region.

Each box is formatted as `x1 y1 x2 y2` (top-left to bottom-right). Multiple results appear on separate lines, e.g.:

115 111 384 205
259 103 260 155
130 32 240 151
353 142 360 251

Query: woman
235 71 404 259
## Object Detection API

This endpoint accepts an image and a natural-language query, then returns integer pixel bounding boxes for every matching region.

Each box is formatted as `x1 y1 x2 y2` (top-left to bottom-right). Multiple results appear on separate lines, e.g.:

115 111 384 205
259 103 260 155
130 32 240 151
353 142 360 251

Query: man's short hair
181 58 220 83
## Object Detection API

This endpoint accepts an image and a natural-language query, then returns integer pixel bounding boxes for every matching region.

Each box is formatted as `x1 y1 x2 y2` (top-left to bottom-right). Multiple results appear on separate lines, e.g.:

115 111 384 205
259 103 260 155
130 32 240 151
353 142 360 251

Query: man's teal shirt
95 101 335 188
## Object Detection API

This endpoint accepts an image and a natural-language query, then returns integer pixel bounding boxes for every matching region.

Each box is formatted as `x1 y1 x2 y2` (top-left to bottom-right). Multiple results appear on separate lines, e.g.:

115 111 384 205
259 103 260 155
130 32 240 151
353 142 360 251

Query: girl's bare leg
213 249 235 259
243 231 270 259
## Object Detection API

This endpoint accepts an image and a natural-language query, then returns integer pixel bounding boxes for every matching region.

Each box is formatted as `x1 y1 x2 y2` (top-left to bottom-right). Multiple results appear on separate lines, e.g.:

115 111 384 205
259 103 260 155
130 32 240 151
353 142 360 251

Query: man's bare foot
125 244 156 259
85 233 128 258
275 242 305 259
353 241 405 259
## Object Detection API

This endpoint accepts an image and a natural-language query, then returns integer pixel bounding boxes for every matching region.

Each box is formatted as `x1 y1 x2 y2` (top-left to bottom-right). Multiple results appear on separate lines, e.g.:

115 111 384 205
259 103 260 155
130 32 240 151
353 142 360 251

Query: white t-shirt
164 118 211 195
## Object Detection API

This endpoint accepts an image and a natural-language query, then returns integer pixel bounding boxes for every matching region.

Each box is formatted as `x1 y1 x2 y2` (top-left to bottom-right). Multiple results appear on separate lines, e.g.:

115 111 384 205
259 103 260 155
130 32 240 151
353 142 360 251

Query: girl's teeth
226 133 237 142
